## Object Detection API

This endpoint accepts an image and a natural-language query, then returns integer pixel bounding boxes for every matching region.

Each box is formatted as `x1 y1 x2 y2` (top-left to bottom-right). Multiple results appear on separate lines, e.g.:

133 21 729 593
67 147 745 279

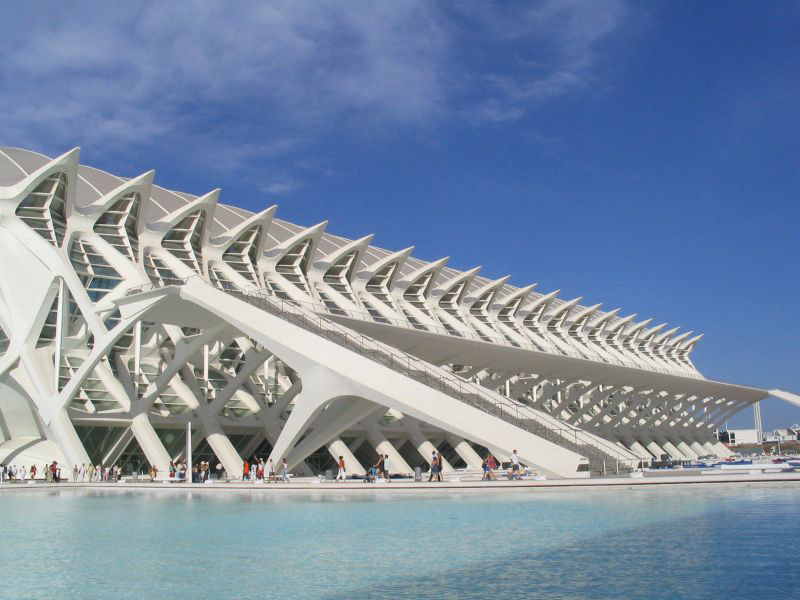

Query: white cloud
0 1 630 187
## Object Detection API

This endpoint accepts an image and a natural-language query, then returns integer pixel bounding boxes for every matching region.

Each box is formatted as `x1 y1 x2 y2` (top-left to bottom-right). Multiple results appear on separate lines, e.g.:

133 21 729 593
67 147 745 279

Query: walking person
374 454 384 481
216 461 223 480
280 458 289 483
242 459 250 481
267 458 276 483
336 456 346 482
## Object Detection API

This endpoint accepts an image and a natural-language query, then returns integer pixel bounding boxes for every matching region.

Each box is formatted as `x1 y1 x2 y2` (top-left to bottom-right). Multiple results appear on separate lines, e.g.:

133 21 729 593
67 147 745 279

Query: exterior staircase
126 279 639 476
227 287 638 476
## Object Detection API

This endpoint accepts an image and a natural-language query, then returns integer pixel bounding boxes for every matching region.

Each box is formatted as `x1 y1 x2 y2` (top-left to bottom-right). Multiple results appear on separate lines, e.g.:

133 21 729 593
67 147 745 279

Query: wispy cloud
261 179 301 197
450 0 629 122
0 1 630 191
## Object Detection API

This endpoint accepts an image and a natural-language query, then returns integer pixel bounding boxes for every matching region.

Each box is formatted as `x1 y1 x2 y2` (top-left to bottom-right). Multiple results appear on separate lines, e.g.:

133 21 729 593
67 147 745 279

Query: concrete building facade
0 146 789 478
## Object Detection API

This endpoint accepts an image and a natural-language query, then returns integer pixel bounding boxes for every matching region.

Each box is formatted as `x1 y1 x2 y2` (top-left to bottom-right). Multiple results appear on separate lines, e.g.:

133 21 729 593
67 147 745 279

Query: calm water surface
1 483 798 599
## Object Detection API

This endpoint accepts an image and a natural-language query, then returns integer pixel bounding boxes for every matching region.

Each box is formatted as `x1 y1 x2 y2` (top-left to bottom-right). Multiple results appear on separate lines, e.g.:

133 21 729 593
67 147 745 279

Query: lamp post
186 421 192 483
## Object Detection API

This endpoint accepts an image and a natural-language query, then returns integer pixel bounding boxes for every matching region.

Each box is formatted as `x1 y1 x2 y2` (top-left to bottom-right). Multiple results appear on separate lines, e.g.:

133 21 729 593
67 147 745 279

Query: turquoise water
1 484 798 599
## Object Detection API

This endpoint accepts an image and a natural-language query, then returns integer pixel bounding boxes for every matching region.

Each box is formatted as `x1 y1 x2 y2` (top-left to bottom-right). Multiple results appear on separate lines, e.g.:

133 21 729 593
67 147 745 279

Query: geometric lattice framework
0 145 777 480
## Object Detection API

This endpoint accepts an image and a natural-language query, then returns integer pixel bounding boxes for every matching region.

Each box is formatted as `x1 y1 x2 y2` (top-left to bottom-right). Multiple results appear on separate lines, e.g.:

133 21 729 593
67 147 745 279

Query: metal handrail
125 278 644 473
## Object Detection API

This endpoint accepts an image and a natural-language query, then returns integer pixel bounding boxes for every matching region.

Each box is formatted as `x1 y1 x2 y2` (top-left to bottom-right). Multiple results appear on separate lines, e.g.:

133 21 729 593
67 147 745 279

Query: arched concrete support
446 434 484 470
285 396 383 470
327 438 366 477
130 412 171 473
676 441 699 460
365 423 413 475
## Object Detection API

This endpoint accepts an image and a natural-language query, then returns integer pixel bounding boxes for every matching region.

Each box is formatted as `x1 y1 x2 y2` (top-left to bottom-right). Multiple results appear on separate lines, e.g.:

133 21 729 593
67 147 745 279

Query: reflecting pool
1 483 798 599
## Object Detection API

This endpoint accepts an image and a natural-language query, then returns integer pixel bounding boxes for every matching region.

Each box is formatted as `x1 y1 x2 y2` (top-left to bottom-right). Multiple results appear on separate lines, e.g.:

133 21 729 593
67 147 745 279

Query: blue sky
2 1 797 429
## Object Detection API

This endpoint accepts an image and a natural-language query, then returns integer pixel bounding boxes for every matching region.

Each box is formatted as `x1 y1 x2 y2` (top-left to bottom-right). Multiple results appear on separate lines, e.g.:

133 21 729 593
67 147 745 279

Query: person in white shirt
510 450 520 479
382 454 391 482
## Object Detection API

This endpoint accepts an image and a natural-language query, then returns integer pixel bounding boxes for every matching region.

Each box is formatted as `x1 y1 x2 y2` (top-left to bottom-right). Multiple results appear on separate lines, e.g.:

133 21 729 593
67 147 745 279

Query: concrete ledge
2 472 799 494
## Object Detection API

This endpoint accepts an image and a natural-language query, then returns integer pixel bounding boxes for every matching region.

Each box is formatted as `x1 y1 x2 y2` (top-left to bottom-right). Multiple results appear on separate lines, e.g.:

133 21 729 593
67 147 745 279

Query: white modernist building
0 146 793 479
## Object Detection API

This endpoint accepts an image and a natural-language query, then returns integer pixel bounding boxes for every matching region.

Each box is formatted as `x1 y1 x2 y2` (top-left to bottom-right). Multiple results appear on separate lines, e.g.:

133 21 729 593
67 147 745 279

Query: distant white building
763 425 800 443
726 429 760 446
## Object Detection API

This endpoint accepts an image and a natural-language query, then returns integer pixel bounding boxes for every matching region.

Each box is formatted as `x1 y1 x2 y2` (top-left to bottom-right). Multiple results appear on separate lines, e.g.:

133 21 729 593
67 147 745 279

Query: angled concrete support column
712 441 734 457
365 423 413 475
198 414 244 478
103 426 135 466
676 440 699 460
327 438 366 477
447 435 483 470
645 439 668 460
47 409 91 469
660 440 687 460
626 440 653 460
689 441 708 457
404 421 453 472
130 413 171 473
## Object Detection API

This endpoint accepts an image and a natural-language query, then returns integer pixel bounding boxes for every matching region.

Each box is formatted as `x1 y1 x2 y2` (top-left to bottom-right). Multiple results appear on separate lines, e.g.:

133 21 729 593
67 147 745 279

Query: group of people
482 450 536 480
428 451 444 482
363 454 392 482
1 461 63 483
2 450 536 486
242 457 289 483
71 463 123 482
